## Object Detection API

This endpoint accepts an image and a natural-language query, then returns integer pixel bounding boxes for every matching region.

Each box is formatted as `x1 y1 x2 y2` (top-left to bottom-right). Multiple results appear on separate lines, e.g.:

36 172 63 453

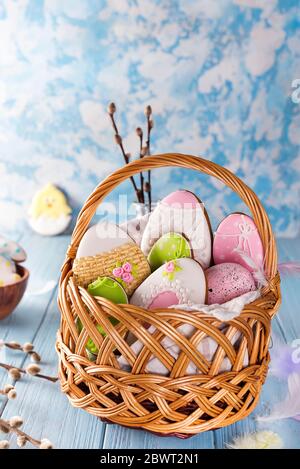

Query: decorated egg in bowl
0 257 29 320
0 237 29 319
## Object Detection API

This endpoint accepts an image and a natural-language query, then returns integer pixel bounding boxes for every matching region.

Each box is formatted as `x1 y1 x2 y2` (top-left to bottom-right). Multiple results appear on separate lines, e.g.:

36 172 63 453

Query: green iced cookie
76 276 128 358
87 276 128 304
147 232 191 271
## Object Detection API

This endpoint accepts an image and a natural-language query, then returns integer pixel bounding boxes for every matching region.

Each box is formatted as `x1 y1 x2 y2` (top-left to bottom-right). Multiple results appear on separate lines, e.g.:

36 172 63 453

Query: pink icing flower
165 261 175 273
112 267 124 278
122 262 132 273
122 272 133 283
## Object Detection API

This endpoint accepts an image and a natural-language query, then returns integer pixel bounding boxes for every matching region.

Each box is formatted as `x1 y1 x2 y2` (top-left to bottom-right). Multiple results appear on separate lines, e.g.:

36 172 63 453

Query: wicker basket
56 153 281 438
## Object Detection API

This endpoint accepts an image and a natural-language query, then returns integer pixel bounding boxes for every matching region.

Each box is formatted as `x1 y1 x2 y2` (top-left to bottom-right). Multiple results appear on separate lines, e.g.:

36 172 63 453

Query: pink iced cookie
163 190 199 208
213 213 264 273
206 262 256 305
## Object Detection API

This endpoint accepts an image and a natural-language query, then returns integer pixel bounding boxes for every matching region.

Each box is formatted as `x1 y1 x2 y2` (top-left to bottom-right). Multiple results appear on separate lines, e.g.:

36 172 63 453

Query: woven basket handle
65 153 278 280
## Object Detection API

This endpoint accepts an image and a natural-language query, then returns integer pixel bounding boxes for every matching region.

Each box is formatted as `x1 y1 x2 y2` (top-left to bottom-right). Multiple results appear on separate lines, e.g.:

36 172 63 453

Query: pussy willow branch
136 127 145 203
1 341 40 362
145 105 153 211
0 418 41 448
108 104 142 202
0 362 58 383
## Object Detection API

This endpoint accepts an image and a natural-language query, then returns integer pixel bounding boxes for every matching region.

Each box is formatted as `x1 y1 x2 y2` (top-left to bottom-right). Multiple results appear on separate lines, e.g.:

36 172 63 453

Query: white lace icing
141 202 211 268
137 276 193 308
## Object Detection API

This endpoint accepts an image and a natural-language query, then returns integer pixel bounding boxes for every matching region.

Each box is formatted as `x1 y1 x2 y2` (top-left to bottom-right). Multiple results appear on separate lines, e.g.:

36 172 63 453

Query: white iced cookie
130 258 207 309
0 236 26 263
74 221 150 294
76 221 134 258
0 255 20 287
141 190 212 269
28 183 72 236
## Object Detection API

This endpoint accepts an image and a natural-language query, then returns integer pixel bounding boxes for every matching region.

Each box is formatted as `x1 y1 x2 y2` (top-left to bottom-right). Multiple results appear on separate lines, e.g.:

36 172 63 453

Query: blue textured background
0 0 299 237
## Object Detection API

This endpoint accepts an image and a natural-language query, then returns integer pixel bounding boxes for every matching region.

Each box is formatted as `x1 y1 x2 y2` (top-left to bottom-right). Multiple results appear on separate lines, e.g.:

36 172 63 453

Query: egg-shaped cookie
213 213 264 274
130 258 207 309
147 232 191 271
141 190 212 269
76 221 133 258
87 276 128 304
74 221 151 295
206 262 256 305
28 183 72 236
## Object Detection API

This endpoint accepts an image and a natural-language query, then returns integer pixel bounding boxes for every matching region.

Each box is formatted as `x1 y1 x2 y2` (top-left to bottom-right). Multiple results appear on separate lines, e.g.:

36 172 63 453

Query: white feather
233 248 268 287
26 280 57 296
257 373 300 422
227 430 283 449
278 262 300 275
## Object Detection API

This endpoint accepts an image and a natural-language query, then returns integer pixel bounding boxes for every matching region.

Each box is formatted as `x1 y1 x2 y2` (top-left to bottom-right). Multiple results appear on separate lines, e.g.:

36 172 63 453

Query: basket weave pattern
57 154 281 437
73 242 150 295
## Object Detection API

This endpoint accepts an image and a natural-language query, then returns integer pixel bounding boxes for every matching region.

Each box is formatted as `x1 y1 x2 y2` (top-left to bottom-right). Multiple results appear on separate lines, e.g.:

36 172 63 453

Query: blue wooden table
1 231 300 449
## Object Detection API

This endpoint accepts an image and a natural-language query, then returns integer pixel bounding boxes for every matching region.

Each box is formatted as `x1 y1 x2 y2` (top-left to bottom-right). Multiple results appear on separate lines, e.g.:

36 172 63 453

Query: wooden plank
274 237 300 342
259 237 300 449
214 238 300 448
0 232 69 395
103 238 300 449
103 424 215 449
1 290 106 449
2 236 300 448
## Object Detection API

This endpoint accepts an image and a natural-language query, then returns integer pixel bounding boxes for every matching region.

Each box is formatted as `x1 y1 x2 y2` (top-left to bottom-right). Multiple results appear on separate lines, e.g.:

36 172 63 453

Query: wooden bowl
0 265 29 320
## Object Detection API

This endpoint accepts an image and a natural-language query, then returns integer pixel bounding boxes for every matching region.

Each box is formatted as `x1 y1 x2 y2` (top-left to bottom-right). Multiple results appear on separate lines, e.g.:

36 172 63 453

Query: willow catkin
8 368 21 380
26 364 41 376
9 416 23 429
